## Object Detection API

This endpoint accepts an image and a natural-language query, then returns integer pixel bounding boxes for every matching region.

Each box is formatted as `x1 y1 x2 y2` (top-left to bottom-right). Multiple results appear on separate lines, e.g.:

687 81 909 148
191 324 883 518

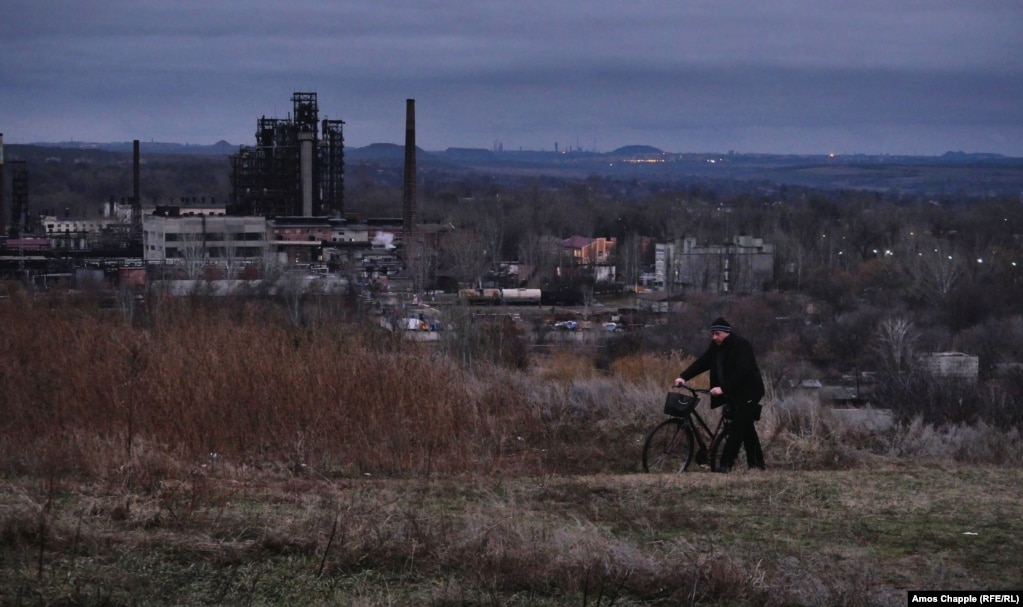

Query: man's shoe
714 465 731 473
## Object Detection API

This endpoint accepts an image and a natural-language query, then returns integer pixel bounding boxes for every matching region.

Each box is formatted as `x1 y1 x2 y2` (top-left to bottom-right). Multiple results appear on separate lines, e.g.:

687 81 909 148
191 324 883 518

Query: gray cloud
1 0 1021 155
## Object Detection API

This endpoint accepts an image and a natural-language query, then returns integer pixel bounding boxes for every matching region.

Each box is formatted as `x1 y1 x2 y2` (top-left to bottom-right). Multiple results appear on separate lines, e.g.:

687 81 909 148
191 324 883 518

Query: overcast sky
2 0 1021 156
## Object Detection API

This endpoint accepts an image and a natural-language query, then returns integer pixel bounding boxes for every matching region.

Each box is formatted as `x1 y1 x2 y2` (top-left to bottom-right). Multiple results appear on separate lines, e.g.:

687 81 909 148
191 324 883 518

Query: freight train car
458 288 542 305
458 288 502 305
499 288 542 305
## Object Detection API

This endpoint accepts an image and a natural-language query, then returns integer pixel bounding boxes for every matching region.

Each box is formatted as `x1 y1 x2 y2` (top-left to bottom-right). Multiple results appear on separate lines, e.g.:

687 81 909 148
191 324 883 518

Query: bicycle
642 386 734 473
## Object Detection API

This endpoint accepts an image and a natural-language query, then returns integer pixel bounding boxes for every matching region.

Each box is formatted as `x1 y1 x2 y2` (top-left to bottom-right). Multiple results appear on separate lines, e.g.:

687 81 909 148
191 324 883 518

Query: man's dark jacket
679 332 765 423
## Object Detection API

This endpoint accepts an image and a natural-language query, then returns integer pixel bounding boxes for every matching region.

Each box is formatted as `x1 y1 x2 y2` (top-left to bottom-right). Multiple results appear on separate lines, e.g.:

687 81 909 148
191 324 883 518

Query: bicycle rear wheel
707 423 757 470
642 418 695 473
709 423 732 471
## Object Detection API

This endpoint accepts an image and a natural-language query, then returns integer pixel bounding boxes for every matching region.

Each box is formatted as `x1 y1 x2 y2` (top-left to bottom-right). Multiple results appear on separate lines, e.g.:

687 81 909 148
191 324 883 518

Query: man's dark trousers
720 421 765 470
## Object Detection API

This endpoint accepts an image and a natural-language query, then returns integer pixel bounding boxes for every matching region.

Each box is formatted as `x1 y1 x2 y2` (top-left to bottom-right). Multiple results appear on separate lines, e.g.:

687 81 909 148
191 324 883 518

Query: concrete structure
656 235 775 294
402 99 419 258
0 133 4 235
142 213 268 265
269 216 335 265
922 352 979 384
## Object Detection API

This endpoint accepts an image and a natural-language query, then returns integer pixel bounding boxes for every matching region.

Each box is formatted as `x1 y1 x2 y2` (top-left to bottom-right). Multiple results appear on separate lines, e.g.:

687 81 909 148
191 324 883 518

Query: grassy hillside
1 290 1021 606
3 467 1020 606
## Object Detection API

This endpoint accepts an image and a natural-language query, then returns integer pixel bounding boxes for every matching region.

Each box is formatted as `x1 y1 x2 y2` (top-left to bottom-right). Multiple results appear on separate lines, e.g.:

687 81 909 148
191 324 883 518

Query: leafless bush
881 417 1023 465
761 395 880 470
2 291 1021 487
440 306 530 370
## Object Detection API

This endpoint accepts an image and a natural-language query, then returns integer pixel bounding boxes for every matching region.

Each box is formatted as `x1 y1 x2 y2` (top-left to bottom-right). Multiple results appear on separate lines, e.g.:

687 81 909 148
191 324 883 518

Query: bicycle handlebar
670 385 710 396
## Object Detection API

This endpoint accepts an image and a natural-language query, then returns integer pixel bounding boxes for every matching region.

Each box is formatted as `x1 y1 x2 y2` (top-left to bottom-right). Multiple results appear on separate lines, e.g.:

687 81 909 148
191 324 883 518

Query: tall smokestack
132 140 141 235
299 131 315 216
0 133 5 235
402 99 417 255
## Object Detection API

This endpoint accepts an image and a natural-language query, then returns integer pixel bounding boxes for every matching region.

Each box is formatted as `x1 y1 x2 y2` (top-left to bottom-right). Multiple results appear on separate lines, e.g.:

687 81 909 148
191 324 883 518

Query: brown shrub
3 291 1021 484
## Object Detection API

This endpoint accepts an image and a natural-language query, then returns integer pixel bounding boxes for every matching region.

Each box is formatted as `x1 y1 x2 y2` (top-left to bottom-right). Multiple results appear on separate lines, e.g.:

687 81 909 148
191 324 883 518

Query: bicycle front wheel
642 418 695 473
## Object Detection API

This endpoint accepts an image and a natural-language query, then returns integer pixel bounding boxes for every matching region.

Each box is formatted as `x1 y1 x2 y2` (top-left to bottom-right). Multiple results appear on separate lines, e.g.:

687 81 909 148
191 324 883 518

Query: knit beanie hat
709 317 732 333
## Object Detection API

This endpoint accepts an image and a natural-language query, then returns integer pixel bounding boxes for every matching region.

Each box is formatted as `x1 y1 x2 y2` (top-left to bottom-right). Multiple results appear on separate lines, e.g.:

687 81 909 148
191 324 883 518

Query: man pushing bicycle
674 317 766 472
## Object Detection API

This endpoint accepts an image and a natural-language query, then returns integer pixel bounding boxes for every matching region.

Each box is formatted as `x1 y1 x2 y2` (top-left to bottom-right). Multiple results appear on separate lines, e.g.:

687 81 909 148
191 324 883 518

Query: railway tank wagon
499 288 542 305
458 288 542 305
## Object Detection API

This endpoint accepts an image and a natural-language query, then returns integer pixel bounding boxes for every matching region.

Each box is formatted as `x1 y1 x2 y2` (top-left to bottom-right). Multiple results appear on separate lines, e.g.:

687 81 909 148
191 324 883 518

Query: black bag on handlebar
664 392 697 417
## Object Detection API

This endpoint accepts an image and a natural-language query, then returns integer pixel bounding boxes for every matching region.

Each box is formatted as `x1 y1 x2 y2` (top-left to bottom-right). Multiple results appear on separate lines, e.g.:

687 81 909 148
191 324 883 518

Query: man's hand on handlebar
674 379 723 397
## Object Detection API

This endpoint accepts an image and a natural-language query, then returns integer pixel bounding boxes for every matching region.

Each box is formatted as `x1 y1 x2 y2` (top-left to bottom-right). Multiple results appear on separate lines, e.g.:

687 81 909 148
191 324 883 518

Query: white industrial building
142 212 268 263
655 235 775 294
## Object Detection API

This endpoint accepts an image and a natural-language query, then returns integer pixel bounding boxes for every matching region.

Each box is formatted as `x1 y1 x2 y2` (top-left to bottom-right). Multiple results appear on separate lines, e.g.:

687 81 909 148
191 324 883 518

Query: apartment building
656 235 775 294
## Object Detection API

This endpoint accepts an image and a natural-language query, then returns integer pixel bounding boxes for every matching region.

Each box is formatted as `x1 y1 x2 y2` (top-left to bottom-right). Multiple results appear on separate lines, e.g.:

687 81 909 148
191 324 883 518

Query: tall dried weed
2 291 1020 484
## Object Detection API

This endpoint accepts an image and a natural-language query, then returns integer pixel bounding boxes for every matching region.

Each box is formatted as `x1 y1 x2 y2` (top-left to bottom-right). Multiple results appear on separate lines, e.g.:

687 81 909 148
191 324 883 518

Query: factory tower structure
402 99 418 256
0 133 4 236
229 92 345 218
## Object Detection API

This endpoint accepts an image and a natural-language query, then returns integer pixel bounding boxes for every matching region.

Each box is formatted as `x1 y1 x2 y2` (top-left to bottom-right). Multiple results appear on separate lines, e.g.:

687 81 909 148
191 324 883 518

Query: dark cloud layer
2 0 1021 155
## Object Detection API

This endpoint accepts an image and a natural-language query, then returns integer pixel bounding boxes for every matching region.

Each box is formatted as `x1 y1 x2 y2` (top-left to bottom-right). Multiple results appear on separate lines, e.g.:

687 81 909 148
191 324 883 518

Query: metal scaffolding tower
229 92 344 218
319 118 345 217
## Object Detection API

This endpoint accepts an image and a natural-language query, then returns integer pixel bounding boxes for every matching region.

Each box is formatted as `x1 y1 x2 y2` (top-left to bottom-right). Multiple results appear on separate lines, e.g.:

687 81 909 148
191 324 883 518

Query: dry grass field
2 290 1021 606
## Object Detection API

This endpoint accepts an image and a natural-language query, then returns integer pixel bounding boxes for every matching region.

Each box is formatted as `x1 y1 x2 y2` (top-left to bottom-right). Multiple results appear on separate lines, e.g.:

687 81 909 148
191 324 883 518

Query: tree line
8 146 1023 423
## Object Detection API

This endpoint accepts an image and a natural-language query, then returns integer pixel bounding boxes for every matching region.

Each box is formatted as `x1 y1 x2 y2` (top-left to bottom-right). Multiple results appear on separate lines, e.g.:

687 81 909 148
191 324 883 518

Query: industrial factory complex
0 93 434 295
0 92 776 318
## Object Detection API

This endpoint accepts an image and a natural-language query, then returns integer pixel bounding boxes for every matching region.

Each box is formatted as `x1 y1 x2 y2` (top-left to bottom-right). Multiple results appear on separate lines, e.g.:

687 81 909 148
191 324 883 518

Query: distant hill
8 141 1023 197
939 151 1008 163
610 145 665 155
346 143 407 161
29 140 239 156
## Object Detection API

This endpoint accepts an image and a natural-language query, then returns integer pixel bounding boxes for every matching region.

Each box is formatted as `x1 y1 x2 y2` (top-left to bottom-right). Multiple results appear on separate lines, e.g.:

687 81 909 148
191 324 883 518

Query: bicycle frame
643 386 740 473
672 386 727 452
687 407 725 454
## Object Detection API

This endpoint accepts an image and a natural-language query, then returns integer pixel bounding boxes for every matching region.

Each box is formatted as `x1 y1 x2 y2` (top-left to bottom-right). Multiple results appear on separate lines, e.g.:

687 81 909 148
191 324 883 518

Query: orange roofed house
558 235 617 282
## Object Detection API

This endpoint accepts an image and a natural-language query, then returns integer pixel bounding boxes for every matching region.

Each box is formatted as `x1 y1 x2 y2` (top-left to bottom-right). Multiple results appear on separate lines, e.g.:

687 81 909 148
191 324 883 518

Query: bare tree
872 316 917 374
616 231 642 290
444 229 489 289
276 270 308 327
911 248 963 302
261 242 286 283
177 232 207 280
220 233 242 280
517 230 558 287
479 211 504 277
